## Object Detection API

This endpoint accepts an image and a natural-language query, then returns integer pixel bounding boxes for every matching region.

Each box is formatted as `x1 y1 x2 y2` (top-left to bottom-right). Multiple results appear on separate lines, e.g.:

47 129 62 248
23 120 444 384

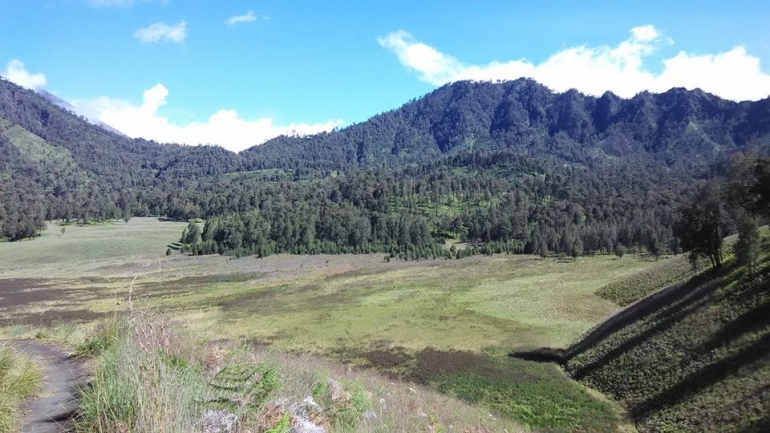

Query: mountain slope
243 79 770 173
0 78 242 185
2 76 770 251
562 253 770 432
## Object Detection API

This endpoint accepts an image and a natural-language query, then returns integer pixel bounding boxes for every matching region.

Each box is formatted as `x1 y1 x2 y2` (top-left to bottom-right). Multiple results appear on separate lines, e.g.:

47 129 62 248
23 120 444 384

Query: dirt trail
10 340 89 433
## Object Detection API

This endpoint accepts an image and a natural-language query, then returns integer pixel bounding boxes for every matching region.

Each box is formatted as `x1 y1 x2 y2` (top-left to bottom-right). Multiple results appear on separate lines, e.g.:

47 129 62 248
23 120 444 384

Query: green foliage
206 363 281 412
733 215 760 275
676 182 729 268
184 222 202 245
265 413 290 433
311 376 371 429
362 347 621 432
74 316 122 357
78 340 139 431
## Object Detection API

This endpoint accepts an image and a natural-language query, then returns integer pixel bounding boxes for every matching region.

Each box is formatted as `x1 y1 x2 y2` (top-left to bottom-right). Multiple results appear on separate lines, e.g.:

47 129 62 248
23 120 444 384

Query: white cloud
74 84 343 152
226 11 258 26
379 26 770 101
1 60 47 90
134 20 187 44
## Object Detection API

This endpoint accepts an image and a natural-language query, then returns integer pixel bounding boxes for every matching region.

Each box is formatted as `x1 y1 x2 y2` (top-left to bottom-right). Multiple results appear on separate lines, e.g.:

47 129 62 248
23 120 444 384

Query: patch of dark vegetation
236 332 299 351
2 309 106 327
0 280 104 309
0 278 48 293
414 349 620 432
508 347 567 364
334 345 624 432
361 346 412 370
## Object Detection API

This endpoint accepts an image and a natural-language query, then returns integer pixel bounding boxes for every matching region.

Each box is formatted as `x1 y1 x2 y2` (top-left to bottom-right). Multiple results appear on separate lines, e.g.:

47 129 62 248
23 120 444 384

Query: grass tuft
74 315 121 358
0 344 42 433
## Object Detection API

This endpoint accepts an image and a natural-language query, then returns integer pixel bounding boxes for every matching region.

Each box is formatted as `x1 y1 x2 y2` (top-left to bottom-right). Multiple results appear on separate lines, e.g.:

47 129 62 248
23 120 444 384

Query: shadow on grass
631 332 770 420
509 268 723 366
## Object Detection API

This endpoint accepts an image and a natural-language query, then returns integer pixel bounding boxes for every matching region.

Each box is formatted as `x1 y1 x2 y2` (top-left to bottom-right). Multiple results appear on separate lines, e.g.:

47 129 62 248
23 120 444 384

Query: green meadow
1 218 678 431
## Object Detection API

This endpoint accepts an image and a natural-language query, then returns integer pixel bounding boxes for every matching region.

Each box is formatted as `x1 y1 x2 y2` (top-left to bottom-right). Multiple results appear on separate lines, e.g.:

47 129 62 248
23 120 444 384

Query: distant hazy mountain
38 89 128 137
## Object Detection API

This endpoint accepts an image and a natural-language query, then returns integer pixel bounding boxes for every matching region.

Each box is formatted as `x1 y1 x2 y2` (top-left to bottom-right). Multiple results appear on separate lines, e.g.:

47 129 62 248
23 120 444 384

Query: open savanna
1 218 673 352
1 218 676 431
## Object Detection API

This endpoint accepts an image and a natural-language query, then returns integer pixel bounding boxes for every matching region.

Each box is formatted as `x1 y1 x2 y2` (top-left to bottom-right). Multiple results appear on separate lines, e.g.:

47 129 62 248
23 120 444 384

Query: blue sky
2 0 770 151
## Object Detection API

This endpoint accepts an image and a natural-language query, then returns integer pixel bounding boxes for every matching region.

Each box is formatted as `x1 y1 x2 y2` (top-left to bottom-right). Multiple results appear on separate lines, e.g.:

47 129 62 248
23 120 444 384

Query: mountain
243 79 770 175
1 76 770 254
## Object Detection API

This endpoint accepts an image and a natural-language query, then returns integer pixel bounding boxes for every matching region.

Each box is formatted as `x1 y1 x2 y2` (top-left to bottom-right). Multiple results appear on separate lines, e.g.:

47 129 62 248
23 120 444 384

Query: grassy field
0 218 188 278
0 218 665 352
170 254 657 353
0 218 676 431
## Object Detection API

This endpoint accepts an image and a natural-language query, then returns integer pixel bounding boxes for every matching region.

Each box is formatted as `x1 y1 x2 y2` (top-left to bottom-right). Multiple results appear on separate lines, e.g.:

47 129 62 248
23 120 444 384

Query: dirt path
10 340 89 433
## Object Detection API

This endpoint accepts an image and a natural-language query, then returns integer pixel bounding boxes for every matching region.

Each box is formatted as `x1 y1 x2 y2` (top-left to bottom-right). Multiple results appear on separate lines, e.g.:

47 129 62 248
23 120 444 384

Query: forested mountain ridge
243 79 770 174
1 77 769 262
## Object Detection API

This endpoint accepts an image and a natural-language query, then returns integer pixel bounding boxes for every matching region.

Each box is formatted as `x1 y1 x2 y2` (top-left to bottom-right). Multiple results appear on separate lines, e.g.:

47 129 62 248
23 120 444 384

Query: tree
614 244 626 259
571 237 583 259
733 214 760 276
727 155 770 217
184 222 202 245
676 183 728 269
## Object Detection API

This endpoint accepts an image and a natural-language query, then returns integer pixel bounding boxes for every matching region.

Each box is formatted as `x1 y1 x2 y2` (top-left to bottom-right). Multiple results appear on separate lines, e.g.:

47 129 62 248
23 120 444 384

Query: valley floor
0 218 677 431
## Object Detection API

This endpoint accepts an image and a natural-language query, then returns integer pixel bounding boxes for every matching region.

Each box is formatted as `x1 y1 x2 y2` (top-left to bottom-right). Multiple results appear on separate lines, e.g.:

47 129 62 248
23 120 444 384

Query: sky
1 1 770 152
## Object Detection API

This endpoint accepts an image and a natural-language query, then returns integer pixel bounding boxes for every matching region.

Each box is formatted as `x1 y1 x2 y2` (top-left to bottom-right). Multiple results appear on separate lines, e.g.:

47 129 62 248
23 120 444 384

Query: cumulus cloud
1 60 47 90
134 20 187 44
226 11 258 26
379 26 770 101
74 84 342 152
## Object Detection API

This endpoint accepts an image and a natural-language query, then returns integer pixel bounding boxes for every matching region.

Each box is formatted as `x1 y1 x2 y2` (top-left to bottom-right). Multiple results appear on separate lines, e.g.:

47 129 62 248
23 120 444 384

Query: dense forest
1 77 769 260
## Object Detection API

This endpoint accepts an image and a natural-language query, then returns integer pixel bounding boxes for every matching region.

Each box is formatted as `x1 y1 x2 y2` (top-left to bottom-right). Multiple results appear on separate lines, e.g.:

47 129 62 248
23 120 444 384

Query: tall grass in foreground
0 344 42 433
77 313 207 432
76 311 525 432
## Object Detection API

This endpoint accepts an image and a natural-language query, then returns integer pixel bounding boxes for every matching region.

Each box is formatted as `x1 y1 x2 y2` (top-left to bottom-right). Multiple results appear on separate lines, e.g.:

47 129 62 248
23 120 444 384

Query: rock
327 377 351 402
200 409 238 433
